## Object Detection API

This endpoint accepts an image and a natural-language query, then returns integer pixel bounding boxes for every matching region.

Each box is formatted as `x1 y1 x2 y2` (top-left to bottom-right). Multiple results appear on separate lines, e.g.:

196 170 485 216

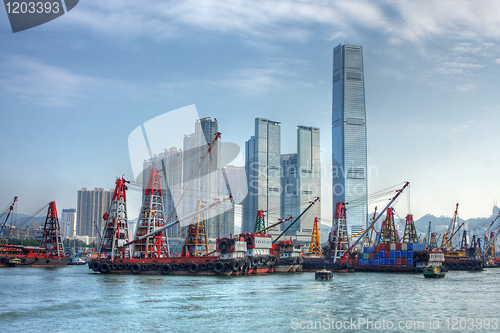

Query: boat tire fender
251 257 259 267
189 262 199 274
131 263 141 274
219 240 229 252
150 264 158 270
161 264 171 275
451 262 459 270
181 262 186 268
100 262 110 274
200 263 207 270
118 264 124 270
172 263 179 270
231 260 240 272
124 264 131 270
141 264 148 271
112 264 118 270
207 262 213 269
91 261 100 271
214 261 224 274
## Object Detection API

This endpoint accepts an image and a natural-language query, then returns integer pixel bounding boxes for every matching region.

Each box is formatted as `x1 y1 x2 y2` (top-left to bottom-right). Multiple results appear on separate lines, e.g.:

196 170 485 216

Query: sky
1 0 500 222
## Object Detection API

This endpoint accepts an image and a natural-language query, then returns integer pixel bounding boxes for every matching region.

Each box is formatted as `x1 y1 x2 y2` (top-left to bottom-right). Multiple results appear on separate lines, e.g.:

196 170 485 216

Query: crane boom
483 224 500 259
0 196 18 236
441 203 459 248
122 195 230 247
340 181 409 262
257 216 292 234
272 197 319 244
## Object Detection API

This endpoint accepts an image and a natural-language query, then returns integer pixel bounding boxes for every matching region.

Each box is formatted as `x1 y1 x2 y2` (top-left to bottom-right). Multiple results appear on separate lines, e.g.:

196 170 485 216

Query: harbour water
1 266 499 332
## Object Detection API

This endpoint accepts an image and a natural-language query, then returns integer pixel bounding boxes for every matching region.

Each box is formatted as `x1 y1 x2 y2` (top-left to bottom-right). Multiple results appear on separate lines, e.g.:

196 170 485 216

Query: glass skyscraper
281 126 321 243
244 118 281 236
332 43 368 227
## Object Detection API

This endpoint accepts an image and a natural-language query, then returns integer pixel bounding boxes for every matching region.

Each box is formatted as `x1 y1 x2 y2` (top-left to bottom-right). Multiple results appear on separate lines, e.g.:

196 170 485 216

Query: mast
133 169 169 258
40 201 65 257
99 177 130 259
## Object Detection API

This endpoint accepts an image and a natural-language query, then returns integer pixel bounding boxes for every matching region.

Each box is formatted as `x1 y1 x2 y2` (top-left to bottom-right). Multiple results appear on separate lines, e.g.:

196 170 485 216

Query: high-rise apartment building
76 188 113 237
244 118 281 235
142 117 234 240
332 43 368 227
61 208 76 238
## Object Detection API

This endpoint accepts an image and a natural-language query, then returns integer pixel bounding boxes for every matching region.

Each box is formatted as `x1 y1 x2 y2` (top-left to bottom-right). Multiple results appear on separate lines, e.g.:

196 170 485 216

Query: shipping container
395 251 401 258
369 260 374 266
407 243 413 251
380 257 385 265
407 251 413 258
380 250 385 258
401 243 407 251
396 258 402 265
386 251 391 258
407 258 413 266
374 245 379 252
390 243 396 251
396 243 402 251
374 253 379 260
413 243 426 251
401 250 407 258
363 247 369 253
358 259 364 266
369 253 375 260
374 260 379 266
390 250 396 257
390 258 396 265
402 258 407 265
363 253 369 260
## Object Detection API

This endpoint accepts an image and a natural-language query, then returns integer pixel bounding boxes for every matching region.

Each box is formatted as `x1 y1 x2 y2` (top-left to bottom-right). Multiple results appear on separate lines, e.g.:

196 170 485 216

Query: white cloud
0 55 175 107
65 0 500 45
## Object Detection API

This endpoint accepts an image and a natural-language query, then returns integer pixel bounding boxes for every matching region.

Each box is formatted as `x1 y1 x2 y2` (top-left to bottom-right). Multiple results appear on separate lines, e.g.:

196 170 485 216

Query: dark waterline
0 266 499 332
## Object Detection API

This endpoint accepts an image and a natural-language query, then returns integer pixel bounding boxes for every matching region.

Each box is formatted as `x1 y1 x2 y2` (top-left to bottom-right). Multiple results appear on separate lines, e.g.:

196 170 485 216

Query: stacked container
357 243 426 268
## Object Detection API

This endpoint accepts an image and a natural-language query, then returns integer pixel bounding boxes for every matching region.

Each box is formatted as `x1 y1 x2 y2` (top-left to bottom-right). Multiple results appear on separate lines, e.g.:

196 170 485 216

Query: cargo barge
0 201 69 268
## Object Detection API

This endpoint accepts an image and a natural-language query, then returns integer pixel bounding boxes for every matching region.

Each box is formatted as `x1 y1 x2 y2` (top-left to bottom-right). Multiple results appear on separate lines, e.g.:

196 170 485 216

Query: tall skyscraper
332 43 368 227
244 118 281 235
76 188 113 237
281 126 321 243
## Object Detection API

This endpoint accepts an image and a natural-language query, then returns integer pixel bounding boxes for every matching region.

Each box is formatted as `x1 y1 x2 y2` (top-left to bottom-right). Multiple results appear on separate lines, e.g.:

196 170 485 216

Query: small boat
315 269 333 280
423 265 445 279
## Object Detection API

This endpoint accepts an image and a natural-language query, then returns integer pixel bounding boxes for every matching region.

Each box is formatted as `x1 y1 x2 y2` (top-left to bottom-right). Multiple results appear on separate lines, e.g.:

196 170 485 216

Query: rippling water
1 266 499 332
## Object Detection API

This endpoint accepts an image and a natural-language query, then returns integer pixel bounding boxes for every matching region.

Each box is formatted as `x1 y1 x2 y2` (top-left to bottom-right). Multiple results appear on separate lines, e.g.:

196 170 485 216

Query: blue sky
1 0 499 222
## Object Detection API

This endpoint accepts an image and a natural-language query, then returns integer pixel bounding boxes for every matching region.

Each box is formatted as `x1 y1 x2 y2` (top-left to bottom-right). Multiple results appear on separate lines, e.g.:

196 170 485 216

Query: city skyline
1 1 500 222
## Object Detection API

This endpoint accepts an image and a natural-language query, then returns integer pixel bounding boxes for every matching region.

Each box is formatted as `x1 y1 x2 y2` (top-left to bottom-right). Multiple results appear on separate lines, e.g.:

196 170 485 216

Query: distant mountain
6 213 45 227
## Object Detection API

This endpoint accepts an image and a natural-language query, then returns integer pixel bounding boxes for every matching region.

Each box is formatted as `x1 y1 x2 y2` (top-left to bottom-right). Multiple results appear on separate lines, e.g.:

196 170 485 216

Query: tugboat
423 265 445 279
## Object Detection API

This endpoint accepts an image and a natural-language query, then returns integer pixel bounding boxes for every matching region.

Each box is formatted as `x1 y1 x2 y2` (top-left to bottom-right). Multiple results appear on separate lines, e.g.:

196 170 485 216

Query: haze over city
1 0 500 222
